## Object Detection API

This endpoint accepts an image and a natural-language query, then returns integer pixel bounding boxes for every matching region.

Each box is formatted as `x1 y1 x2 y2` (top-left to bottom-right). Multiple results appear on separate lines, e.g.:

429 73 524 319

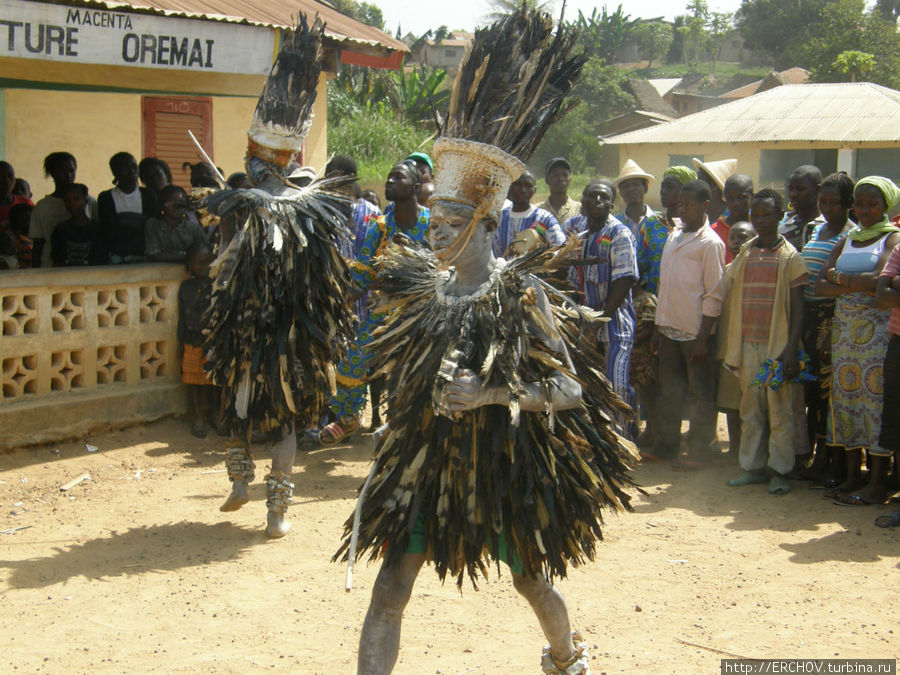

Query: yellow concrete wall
210 95 259 181
5 89 142 197
3 74 329 196
305 75 329 171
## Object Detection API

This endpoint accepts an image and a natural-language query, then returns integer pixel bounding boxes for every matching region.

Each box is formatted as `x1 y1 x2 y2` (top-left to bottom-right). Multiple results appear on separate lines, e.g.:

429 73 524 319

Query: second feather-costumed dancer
201 16 357 538
336 9 641 674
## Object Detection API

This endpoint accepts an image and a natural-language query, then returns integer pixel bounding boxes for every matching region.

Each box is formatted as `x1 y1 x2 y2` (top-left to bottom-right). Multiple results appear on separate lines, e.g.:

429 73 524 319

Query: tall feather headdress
246 14 323 170
431 8 586 264
200 14 357 444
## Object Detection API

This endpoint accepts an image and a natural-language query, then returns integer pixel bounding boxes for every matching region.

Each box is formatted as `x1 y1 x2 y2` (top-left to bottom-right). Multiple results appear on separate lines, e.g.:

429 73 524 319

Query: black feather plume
444 8 585 161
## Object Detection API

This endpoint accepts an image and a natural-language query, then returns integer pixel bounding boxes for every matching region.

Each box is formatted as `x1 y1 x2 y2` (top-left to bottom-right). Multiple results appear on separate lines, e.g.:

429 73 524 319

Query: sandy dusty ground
1 415 898 674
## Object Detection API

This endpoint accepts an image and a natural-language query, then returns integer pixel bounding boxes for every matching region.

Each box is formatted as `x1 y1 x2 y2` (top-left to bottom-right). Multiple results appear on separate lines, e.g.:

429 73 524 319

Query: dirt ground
1 414 898 674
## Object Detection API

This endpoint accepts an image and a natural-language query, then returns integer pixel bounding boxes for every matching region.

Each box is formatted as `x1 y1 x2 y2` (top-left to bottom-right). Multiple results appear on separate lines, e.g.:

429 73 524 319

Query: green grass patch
328 112 434 195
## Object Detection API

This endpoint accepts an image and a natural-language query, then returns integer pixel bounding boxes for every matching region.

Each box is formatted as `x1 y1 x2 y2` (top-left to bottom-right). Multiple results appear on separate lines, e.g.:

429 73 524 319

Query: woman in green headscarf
815 176 900 504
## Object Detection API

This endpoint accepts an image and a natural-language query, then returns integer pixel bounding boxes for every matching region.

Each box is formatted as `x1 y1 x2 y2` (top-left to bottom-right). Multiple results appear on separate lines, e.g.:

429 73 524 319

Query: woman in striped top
799 172 853 480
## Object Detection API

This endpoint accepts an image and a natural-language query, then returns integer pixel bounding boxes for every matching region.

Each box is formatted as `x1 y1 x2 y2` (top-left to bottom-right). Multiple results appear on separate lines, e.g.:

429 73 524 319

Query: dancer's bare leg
358 553 426 675
512 573 576 664
266 430 297 538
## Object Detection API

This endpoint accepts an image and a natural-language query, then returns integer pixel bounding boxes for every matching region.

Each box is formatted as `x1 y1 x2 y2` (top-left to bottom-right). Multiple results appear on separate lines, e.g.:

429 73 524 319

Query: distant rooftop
602 83 900 145
646 78 682 98
720 67 811 100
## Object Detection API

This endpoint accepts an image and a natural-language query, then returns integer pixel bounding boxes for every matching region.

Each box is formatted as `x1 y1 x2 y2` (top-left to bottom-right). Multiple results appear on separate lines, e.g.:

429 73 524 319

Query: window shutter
142 97 213 190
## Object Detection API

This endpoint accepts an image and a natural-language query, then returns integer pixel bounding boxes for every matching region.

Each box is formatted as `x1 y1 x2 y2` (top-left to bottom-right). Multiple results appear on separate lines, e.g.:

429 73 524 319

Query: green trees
833 50 875 82
736 0 900 87
634 21 673 70
329 0 385 29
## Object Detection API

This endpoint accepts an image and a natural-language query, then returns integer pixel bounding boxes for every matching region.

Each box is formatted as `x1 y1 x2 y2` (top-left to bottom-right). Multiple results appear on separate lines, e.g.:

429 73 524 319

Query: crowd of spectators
3 147 899 526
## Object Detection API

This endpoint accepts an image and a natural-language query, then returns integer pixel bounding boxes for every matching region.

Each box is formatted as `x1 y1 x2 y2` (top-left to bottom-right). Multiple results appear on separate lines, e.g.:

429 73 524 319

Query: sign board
0 0 276 74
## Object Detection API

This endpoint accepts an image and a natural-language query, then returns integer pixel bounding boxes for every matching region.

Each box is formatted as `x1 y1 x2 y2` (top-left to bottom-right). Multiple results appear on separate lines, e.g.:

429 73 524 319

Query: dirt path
1 417 897 674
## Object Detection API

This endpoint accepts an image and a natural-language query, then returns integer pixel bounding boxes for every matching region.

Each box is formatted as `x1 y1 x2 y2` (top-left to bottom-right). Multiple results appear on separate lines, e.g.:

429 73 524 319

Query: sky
376 0 745 38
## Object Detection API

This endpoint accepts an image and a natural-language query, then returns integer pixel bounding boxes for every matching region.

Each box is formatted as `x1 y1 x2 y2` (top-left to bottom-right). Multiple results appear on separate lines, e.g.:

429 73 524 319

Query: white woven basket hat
431 138 525 221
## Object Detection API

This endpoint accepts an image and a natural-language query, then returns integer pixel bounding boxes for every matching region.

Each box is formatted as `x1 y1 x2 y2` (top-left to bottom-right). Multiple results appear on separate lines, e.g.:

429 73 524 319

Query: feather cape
335 240 639 587
201 180 357 443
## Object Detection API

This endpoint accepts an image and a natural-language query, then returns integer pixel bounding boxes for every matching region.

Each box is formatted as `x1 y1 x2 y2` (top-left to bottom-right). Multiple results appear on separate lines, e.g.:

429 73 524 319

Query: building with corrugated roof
0 0 408 195
601 82 900 203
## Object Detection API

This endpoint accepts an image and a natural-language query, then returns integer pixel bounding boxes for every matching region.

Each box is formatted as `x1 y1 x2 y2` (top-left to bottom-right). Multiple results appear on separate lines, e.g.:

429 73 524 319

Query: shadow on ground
632 457 899 564
0 521 258 590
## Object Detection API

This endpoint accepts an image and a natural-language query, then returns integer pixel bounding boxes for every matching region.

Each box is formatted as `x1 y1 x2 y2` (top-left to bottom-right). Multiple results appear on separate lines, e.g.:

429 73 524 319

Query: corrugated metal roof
601 83 900 146
42 0 409 54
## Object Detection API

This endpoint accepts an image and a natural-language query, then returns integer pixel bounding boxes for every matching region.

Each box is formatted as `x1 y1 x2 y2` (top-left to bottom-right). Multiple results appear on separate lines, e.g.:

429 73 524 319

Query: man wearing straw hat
614 158 660 241
693 157 738 224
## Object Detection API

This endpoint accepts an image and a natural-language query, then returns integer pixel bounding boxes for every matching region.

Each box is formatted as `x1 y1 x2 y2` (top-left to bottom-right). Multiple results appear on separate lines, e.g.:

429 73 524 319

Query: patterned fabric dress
828 235 892 450
330 204 430 419
800 222 848 442
343 199 382 325
636 213 673 294
565 214 638 437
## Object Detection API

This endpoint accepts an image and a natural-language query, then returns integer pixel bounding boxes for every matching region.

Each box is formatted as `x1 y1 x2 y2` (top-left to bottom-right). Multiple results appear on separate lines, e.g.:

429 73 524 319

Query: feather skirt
335 242 640 587
201 185 357 444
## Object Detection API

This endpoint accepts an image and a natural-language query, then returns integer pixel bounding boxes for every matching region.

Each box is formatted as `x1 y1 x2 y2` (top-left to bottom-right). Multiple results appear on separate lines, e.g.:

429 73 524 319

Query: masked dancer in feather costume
335 10 640 674
201 16 357 538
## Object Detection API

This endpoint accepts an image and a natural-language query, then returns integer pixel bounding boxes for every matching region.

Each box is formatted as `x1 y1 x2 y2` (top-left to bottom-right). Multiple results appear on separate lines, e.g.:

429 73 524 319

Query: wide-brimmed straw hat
614 159 654 188
692 158 738 191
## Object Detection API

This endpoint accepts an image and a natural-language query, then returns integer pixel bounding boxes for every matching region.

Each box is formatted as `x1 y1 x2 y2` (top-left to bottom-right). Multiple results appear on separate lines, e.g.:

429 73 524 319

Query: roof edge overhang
37 0 409 66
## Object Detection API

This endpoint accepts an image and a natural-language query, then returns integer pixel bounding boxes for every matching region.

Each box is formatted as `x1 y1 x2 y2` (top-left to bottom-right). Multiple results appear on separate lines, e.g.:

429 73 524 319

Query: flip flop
640 452 662 463
832 493 884 507
727 471 768 487
874 511 900 528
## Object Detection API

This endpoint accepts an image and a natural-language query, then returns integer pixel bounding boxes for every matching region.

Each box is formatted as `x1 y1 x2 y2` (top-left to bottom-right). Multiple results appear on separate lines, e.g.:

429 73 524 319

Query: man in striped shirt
493 171 564 258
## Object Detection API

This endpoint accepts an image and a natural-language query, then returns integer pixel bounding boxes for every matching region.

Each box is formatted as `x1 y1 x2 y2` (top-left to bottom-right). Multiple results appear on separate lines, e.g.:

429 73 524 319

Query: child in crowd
361 190 381 210
145 184 209 263
29 151 98 267
712 174 753 263
178 242 216 438
780 165 824 250
722 189 809 495
51 183 107 266
715 221 755 456
7 203 33 268
13 178 32 200
655 179 725 466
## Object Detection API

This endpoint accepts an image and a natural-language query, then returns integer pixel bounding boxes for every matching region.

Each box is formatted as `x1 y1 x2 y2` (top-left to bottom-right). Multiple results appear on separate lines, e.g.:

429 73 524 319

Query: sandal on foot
768 476 791 495
832 492 884 507
319 417 359 445
874 511 900 528
728 471 768 487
